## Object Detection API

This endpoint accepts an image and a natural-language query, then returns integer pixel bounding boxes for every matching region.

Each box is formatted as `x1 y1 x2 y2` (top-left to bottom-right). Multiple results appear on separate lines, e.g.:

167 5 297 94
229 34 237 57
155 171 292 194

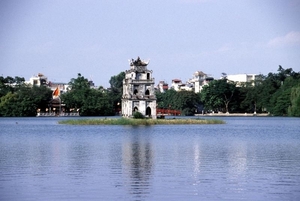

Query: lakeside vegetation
1 66 300 117
58 118 225 126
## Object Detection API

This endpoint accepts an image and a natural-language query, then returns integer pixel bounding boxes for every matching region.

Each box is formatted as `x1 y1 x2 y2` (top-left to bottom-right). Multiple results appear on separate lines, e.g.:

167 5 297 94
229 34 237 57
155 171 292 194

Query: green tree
201 79 237 113
108 72 125 113
0 76 26 98
156 89 200 116
269 75 300 116
68 73 91 90
109 72 125 90
29 85 53 112
288 85 300 117
79 89 113 116
61 73 115 116
62 73 91 111
260 66 300 115
0 85 52 117
240 76 265 113
0 92 18 116
156 89 177 109
173 91 199 115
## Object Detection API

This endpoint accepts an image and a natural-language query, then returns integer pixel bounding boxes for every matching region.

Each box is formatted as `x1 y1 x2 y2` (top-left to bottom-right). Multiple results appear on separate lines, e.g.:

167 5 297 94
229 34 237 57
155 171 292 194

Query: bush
133 111 145 119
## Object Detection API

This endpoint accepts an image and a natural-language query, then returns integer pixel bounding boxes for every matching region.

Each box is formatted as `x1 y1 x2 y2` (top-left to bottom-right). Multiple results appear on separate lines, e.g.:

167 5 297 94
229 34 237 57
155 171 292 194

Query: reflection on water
122 127 154 200
228 141 248 176
0 117 300 200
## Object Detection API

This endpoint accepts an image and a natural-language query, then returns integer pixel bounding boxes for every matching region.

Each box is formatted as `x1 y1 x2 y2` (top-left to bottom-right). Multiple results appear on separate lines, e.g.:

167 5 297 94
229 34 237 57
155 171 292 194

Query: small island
58 118 225 126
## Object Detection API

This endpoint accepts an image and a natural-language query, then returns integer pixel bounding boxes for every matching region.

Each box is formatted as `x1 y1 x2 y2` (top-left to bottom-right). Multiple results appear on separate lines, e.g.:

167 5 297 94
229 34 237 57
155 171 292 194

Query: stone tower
122 57 157 119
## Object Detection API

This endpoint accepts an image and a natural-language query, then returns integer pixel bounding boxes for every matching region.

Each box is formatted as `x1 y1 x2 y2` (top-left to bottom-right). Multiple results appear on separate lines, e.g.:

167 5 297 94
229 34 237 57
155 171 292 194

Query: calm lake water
0 116 300 201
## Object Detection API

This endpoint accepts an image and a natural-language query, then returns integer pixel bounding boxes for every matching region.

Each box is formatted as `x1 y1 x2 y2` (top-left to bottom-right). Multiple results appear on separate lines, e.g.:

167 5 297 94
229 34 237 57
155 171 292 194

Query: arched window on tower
145 89 150 95
146 107 151 116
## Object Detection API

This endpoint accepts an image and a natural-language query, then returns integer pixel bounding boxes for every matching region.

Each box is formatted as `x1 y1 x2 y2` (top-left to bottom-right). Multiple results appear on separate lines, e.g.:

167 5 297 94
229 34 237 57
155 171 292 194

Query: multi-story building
170 71 213 92
171 79 182 91
122 57 157 119
178 83 193 91
26 73 70 94
26 73 48 86
26 73 72 116
157 81 169 93
188 71 214 93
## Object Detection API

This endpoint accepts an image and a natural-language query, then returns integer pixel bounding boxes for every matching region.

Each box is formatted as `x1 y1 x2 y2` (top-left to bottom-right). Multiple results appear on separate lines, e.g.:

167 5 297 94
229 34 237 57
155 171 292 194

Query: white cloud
268 31 300 47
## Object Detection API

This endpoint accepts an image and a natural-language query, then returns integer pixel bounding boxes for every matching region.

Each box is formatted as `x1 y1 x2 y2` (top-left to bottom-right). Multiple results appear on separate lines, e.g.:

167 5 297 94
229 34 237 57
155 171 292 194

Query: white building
178 83 193 91
171 79 182 91
188 71 214 93
226 74 258 86
122 57 157 119
157 81 169 93
26 73 48 86
48 82 70 94
26 73 70 94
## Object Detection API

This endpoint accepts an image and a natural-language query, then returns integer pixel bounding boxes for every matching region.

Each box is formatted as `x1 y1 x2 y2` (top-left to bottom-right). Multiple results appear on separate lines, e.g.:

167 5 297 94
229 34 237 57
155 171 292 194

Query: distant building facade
226 74 258 86
26 73 74 116
171 79 182 91
169 71 214 92
187 71 214 93
26 73 48 86
122 57 157 119
157 81 169 93
26 73 70 94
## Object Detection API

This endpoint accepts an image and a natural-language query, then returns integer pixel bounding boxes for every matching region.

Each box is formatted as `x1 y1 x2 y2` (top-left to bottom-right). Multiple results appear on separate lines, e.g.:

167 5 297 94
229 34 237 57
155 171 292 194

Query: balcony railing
128 78 155 84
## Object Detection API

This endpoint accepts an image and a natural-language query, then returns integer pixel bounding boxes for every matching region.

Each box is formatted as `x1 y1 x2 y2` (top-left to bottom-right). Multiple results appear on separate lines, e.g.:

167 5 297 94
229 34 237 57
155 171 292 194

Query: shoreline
58 118 225 125
195 113 269 117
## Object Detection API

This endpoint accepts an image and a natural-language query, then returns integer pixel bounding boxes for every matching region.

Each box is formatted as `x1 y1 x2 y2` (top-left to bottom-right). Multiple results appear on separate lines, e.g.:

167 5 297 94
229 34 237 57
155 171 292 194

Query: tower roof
129 57 149 66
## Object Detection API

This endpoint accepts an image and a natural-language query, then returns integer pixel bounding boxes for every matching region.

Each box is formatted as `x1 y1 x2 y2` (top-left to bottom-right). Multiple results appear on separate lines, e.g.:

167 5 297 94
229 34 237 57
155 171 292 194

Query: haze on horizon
1 0 300 87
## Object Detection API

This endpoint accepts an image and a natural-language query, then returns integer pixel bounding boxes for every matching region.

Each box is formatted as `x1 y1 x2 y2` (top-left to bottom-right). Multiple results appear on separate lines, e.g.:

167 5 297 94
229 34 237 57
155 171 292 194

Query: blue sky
1 0 300 87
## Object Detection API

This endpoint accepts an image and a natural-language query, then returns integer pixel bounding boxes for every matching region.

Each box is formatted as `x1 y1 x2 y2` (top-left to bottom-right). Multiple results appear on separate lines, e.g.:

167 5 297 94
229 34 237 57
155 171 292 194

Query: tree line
157 66 300 116
0 73 124 117
0 66 299 117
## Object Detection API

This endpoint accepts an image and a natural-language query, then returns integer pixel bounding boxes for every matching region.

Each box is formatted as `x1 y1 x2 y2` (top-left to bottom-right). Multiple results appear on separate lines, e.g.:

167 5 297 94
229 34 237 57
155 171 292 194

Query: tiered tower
122 57 157 119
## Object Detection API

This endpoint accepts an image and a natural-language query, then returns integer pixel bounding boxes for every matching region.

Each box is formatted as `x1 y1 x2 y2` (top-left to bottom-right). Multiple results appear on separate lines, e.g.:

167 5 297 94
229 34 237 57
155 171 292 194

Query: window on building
146 107 151 116
145 89 150 95
40 79 47 85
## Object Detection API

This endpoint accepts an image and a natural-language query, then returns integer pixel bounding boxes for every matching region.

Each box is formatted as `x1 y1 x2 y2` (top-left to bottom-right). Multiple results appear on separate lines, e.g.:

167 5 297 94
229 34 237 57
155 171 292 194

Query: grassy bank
58 118 225 126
